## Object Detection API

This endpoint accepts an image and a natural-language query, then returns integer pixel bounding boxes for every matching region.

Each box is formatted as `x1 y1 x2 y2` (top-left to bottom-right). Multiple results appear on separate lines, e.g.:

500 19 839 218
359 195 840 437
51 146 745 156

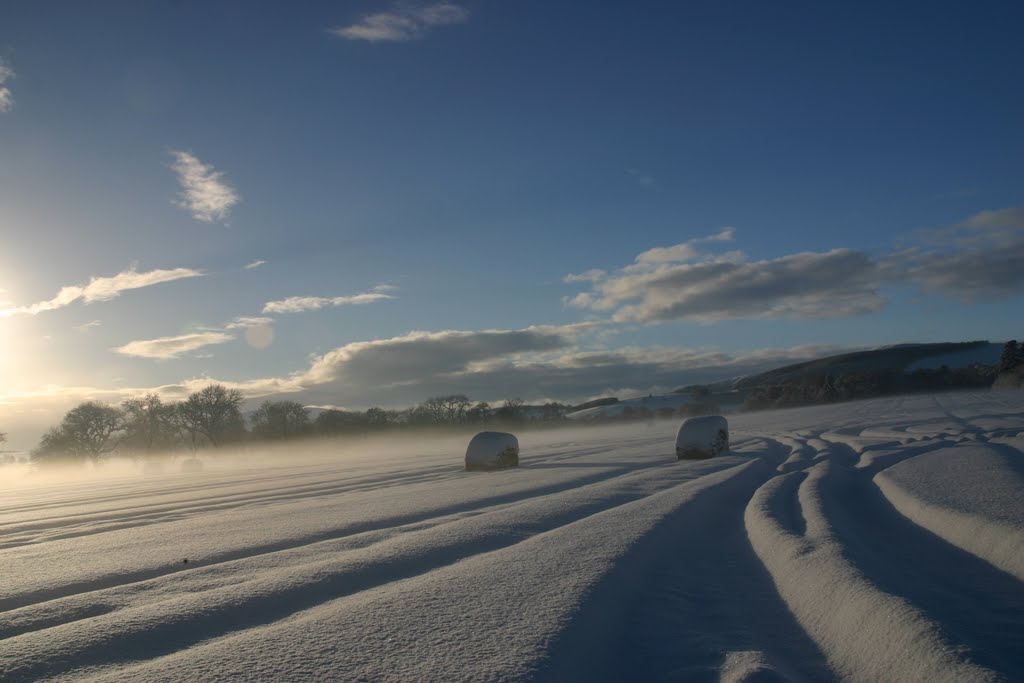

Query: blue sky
1 1 1022 448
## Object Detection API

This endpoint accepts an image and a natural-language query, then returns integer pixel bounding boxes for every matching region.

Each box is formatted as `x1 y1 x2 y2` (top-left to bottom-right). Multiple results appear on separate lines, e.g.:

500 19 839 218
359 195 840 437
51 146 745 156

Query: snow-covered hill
1 392 1022 681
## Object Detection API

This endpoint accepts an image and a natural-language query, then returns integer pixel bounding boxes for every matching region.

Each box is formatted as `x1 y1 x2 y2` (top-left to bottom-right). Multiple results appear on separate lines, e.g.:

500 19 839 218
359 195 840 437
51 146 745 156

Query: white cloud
564 229 883 324
563 269 607 284
170 150 240 224
331 2 469 42
244 259 267 270
113 332 235 360
224 316 275 329
632 228 735 267
0 59 13 113
0 267 203 317
262 289 395 314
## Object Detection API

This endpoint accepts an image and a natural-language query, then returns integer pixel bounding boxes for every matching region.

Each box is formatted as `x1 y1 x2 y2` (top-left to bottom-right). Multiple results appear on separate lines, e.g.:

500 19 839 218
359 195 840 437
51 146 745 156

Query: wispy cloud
113 332 235 360
626 168 656 186
73 320 102 333
630 228 735 268
170 150 240 224
0 58 13 113
262 286 396 314
0 267 203 317
331 2 469 42
244 259 267 270
224 316 274 329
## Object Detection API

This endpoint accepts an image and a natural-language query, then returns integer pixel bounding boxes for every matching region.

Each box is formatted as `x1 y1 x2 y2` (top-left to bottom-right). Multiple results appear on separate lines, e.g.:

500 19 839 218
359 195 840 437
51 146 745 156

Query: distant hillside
734 341 998 390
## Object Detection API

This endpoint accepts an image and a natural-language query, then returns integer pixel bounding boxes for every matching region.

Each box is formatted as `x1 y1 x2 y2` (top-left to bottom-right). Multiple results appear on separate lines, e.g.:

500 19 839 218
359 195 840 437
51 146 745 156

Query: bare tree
177 384 245 447
33 401 124 463
250 400 310 440
365 406 392 426
420 394 472 424
467 401 492 423
122 393 180 453
495 397 526 424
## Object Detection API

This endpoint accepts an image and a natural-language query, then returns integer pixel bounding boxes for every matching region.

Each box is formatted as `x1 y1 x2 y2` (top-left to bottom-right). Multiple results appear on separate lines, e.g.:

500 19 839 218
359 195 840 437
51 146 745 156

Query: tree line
743 363 999 411
26 386 572 464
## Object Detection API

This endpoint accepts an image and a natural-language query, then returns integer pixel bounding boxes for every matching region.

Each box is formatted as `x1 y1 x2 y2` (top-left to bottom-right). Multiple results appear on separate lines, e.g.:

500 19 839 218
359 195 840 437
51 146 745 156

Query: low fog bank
0 420 674 491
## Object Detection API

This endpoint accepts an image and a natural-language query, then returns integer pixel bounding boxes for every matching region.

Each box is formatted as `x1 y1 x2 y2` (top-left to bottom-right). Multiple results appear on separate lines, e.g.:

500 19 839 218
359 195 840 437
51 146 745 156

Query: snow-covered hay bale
465 431 519 471
676 415 729 459
180 458 204 473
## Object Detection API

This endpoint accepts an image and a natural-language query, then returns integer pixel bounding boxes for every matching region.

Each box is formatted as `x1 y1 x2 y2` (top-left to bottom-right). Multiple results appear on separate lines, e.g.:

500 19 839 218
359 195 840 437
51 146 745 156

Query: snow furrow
746 461 1001 682
532 458 833 682
874 443 1024 581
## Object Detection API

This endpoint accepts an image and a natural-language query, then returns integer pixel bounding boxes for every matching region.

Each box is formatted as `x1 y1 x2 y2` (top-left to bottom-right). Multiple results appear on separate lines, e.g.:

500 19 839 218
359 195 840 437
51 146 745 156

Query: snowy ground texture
2 392 1023 682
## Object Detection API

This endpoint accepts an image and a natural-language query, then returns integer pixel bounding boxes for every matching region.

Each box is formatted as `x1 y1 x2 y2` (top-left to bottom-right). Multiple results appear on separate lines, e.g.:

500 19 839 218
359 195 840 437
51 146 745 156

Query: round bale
465 431 520 471
676 415 729 459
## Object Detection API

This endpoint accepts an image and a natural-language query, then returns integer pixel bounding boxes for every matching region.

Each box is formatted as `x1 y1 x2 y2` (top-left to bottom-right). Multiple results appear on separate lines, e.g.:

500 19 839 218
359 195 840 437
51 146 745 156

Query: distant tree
403 405 434 426
1000 340 1020 373
420 394 472 424
33 401 124 463
820 374 839 402
122 394 180 453
315 409 359 435
177 384 245 447
495 397 526 424
250 400 310 440
364 406 392 426
540 402 567 422
467 401 492 424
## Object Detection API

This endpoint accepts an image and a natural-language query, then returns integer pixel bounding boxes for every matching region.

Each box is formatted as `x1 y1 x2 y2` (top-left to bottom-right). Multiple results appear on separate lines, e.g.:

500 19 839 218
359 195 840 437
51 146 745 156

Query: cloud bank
565 207 1024 324
566 230 883 324
170 150 240 223
895 205 1024 300
332 2 468 42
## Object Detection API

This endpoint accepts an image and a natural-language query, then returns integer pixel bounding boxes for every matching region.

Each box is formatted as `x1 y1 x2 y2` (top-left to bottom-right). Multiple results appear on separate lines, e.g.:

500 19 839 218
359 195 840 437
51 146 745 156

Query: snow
875 445 1024 581
1 392 1022 681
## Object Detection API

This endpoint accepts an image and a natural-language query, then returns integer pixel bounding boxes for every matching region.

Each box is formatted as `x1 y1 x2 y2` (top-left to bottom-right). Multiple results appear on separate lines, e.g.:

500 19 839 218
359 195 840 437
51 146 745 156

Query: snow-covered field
2 392 1022 682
